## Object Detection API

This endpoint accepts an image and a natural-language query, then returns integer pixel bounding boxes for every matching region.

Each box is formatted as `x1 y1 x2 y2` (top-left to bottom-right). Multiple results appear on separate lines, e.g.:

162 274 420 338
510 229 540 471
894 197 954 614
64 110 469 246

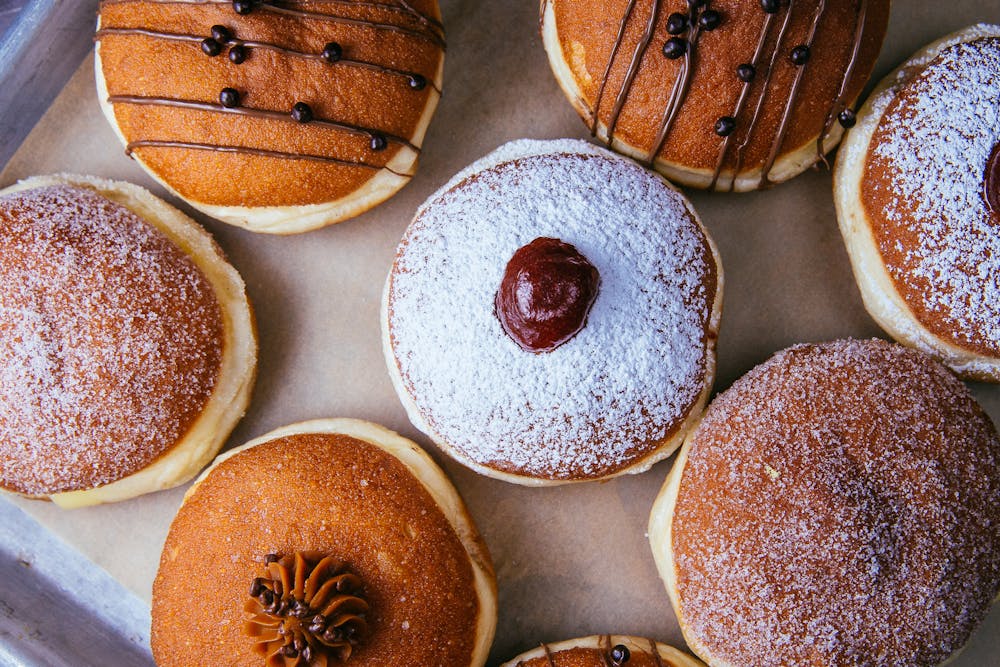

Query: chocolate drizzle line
726 0 795 191
590 0 638 136
542 642 556 667
759 0 826 188
107 94 416 150
98 0 444 49
125 140 413 176
816 0 867 166
606 0 662 140
708 9 777 189
95 27 439 93
646 0 710 166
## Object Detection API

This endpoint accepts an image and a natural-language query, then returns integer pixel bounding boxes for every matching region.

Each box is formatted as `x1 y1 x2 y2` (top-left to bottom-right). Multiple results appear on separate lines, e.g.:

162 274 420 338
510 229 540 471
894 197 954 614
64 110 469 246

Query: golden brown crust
152 429 486 667
663 339 1000 666
96 0 443 223
543 0 889 189
0 184 224 495
857 32 1000 360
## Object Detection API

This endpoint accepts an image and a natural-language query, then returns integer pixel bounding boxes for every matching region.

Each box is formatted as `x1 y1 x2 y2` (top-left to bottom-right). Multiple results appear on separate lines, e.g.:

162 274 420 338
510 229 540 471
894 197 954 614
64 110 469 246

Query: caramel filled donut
834 25 1000 381
382 139 722 485
501 635 706 667
541 0 889 191
95 0 445 233
151 419 497 667
0 175 256 507
649 339 1000 666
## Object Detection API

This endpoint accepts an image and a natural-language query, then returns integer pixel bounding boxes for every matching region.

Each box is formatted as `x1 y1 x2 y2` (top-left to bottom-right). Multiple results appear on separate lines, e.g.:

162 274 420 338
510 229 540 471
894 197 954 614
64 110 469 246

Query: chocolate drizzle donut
95 0 445 233
500 635 705 667
541 0 889 191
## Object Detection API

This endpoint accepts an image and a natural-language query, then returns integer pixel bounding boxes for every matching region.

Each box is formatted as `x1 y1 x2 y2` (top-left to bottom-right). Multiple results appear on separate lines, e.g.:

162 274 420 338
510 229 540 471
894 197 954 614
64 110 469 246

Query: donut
834 25 1000 382
540 0 889 191
0 175 256 507
500 635 706 667
151 418 497 667
649 339 1000 666
382 139 722 485
95 0 445 233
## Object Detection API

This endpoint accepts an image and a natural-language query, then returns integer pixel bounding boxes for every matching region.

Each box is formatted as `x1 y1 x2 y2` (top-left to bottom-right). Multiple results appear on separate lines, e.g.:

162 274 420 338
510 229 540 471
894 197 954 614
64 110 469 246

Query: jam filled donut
501 635 706 667
0 175 256 507
383 139 722 485
95 0 445 233
151 419 497 667
540 0 889 191
649 339 1000 667
834 25 1000 382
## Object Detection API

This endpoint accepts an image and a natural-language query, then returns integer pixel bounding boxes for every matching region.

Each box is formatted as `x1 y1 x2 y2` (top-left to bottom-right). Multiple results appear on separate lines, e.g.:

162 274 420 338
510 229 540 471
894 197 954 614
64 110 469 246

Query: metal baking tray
0 1 154 664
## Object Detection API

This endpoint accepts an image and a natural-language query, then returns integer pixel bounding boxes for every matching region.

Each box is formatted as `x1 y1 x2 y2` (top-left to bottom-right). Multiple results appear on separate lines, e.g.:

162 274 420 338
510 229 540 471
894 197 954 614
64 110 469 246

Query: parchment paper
2 1 999 664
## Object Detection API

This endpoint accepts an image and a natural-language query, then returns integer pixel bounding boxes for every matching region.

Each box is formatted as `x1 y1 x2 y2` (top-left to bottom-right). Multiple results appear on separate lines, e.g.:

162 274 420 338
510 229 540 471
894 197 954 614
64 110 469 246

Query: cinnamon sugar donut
151 419 497 667
649 339 1000 667
382 139 722 485
834 25 1000 382
95 0 444 233
541 0 889 191
500 635 706 667
0 175 256 507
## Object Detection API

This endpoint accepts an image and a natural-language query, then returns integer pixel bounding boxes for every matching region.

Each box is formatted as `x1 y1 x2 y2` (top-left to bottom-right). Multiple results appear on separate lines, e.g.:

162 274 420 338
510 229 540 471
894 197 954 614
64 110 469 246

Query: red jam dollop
494 237 600 353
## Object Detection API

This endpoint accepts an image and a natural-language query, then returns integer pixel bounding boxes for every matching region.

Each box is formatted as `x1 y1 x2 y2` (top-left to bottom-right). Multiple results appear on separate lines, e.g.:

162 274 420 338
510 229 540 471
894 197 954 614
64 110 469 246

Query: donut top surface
860 28 1000 358
387 139 718 481
671 339 1000 666
96 0 443 207
152 432 481 666
545 0 888 186
0 185 223 495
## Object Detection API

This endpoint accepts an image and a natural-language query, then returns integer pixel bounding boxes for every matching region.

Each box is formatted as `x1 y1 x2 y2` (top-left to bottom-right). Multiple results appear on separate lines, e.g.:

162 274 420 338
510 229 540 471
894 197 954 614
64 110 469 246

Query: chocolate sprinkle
291 101 313 123
219 87 240 108
666 12 688 35
698 9 721 31
210 24 231 43
838 108 857 128
322 41 343 63
200 37 221 56
611 644 631 665
232 0 252 15
408 74 427 90
760 0 780 12
715 116 736 137
228 44 247 64
790 44 811 65
662 37 687 60
370 134 388 151
736 63 756 82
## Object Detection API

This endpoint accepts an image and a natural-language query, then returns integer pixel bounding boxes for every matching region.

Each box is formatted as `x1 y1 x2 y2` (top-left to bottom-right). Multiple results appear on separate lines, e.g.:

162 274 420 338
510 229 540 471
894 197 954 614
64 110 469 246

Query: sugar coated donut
834 25 1000 381
382 139 722 485
649 339 1000 667
95 0 445 233
0 175 256 507
151 418 497 667
541 0 889 191
500 635 706 667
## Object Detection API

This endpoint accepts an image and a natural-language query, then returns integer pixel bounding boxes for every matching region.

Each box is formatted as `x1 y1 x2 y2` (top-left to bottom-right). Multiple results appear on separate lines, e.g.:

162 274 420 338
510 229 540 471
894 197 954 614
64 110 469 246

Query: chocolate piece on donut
151 419 497 667
649 339 1000 667
95 0 445 233
382 139 722 485
0 175 256 507
834 25 1000 381
500 635 706 667
540 0 889 191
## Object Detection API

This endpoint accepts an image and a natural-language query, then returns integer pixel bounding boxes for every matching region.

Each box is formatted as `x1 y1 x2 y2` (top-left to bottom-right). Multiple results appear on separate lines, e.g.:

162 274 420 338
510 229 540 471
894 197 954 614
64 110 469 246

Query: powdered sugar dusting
0 185 223 494
867 32 1000 354
672 339 1000 666
388 140 716 480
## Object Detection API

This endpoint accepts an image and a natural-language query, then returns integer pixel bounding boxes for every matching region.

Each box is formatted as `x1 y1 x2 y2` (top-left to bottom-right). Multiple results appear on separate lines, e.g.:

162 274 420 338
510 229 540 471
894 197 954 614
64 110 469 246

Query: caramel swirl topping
244 552 369 666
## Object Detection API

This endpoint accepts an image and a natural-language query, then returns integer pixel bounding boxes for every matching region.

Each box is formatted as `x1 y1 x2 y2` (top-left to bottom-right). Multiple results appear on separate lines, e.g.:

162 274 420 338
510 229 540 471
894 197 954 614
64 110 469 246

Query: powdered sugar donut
382 139 722 485
834 25 1000 381
649 339 1000 667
